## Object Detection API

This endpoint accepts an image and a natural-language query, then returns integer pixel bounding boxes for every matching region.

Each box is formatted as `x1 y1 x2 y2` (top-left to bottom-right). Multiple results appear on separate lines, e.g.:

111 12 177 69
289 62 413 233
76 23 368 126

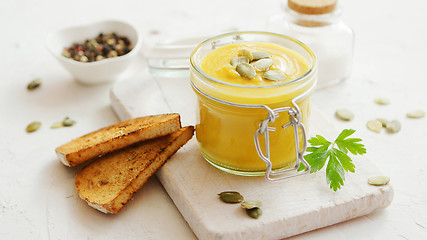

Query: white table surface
1 0 426 239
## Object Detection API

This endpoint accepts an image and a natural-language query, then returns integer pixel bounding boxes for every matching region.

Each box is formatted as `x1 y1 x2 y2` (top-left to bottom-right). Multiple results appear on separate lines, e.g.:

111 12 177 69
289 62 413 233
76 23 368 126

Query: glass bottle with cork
268 0 354 88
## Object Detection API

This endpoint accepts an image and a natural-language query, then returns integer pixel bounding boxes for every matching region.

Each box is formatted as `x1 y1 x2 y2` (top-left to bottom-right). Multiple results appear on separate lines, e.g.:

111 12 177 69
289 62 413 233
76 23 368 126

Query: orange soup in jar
190 32 317 178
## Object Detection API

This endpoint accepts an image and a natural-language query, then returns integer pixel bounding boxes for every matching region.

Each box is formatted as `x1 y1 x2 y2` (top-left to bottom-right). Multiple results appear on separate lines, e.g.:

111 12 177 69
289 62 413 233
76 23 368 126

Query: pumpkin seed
376 118 390 127
218 191 244 203
246 207 262 219
238 49 253 62
230 56 249 67
368 176 390 186
367 120 382 133
62 117 76 127
236 63 256 79
406 110 425 119
263 70 286 81
27 78 41 90
335 109 354 121
51 122 63 129
241 200 262 209
374 97 390 105
26 121 41 132
386 120 401 133
251 59 274 71
252 51 271 61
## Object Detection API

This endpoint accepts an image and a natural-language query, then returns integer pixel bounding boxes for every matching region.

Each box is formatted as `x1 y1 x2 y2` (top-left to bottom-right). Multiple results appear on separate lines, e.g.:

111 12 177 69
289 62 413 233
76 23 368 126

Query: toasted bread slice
75 126 194 214
56 113 181 167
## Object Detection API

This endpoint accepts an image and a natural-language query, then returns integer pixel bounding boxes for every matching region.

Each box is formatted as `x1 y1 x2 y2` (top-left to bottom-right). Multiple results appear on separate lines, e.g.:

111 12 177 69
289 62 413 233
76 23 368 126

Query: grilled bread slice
56 113 181 167
75 126 194 214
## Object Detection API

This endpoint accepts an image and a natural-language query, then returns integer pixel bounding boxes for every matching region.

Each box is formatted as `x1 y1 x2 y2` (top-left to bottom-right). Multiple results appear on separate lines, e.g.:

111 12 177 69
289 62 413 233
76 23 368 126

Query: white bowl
46 20 142 85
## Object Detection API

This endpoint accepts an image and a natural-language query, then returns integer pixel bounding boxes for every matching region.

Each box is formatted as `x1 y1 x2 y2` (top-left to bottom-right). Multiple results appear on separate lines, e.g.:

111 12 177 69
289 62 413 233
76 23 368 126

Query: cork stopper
288 0 337 15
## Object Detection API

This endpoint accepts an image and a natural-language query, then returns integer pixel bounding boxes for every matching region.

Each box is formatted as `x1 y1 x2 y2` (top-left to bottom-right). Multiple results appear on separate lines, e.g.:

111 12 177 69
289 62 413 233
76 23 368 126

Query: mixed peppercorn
62 32 132 62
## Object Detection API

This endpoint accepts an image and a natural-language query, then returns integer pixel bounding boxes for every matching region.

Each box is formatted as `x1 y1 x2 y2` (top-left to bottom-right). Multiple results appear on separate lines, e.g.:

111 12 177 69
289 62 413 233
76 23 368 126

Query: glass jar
268 0 354 88
190 32 317 180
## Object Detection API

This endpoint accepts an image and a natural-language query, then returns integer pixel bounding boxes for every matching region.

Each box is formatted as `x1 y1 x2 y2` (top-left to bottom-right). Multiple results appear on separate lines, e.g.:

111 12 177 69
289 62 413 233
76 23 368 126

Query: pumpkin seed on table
218 191 244 203
386 120 401 133
368 176 390 186
62 117 76 127
366 120 383 133
406 110 425 119
51 122 63 129
246 207 262 219
335 109 354 121
376 118 390 127
27 78 41 90
236 63 256 79
263 70 286 81
230 56 249 67
251 58 274 71
241 200 262 209
26 121 41 132
374 97 390 105
238 49 253 61
252 51 271 61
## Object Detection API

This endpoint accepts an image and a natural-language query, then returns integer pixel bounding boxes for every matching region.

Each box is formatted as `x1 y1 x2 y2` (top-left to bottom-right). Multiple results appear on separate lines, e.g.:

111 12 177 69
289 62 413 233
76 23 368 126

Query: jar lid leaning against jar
189 32 317 182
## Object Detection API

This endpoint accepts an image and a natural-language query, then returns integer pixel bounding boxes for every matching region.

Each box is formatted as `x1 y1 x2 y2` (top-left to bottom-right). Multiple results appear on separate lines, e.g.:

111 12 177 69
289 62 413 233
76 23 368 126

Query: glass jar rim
190 31 317 89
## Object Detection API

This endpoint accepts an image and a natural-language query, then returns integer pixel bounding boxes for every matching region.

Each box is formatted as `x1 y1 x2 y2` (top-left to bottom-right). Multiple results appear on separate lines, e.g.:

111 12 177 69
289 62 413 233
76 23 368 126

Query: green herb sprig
299 129 366 191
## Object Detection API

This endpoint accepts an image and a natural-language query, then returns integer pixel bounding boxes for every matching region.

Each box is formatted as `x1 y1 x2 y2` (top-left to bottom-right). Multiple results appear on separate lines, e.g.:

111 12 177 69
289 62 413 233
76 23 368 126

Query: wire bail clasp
254 99 311 182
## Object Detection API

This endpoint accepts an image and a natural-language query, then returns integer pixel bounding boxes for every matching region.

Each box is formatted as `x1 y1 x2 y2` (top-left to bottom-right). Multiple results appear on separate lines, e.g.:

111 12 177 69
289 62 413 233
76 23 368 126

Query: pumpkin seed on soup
230 56 249 67
26 121 41 132
218 191 244 203
238 49 253 61
236 63 256 79
386 120 401 133
252 51 271 61
368 176 390 186
251 58 273 71
406 110 425 119
263 70 286 81
335 109 354 121
367 120 382 133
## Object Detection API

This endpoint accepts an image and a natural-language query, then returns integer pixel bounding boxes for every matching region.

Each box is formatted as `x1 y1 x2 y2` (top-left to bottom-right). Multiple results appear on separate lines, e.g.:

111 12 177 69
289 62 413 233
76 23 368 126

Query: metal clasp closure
254 99 311 182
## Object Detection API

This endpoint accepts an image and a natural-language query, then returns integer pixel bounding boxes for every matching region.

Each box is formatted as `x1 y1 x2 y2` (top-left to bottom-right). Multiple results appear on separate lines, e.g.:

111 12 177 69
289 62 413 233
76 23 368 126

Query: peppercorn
62 32 133 62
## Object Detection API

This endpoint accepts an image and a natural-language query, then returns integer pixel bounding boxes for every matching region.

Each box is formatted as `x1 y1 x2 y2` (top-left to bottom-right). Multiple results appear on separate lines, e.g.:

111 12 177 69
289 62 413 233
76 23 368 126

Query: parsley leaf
298 129 366 191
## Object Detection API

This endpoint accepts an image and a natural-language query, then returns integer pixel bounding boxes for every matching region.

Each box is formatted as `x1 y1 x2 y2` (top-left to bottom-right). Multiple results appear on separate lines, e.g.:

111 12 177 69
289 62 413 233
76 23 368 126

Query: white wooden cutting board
110 71 394 240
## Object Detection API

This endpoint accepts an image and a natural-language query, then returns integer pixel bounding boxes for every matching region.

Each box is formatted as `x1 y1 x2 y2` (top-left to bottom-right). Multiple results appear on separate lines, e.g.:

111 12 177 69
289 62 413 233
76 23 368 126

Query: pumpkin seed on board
335 109 354 121
246 207 262 219
252 51 271 61
236 63 256 79
367 120 382 133
263 70 286 81
241 200 262 209
251 58 274 71
26 121 41 132
230 56 249 67
386 120 401 133
27 78 41 90
238 49 253 61
368 176 390 186
374 97 390 105
406 110 425 119
218 191 244 203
